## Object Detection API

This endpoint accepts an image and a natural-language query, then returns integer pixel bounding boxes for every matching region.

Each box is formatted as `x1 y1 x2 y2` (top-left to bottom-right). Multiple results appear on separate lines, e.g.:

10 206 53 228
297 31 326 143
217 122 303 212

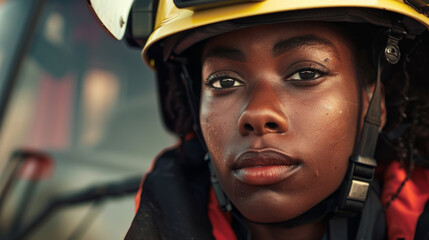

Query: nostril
265 122 278 130
244 123 254 131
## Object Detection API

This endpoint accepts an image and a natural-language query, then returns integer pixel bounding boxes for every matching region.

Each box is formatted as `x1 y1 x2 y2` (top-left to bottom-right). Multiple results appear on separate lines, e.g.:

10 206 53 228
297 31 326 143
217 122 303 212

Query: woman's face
200 22 363 222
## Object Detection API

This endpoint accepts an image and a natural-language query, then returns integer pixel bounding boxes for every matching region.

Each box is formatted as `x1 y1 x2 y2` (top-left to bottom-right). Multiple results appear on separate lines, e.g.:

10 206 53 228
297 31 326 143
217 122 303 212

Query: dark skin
199 22 385 240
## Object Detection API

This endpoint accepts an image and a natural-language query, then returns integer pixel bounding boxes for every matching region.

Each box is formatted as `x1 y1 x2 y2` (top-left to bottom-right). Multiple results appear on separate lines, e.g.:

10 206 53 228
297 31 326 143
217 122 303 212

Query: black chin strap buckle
338 155 377 215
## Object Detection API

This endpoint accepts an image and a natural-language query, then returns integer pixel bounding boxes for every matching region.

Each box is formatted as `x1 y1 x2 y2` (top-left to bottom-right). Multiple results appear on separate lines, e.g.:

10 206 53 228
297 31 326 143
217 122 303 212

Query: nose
238 84 288 136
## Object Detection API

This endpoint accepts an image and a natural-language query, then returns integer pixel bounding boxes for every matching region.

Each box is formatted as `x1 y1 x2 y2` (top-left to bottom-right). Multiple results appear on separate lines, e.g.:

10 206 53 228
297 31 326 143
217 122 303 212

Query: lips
232 149 301 186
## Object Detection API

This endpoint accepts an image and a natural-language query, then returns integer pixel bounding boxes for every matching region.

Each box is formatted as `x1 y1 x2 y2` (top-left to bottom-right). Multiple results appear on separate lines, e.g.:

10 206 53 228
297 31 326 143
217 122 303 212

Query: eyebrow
272 34 337 57
203 47 246 62
202 34 337 62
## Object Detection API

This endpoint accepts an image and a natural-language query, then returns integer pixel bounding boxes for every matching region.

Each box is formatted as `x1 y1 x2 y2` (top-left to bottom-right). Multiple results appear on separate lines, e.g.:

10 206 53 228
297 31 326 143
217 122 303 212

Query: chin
233 193 315 223
240 206 302 224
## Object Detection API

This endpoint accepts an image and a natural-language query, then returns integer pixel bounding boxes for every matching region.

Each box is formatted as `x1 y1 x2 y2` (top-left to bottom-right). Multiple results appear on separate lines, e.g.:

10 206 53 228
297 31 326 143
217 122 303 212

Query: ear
362 83 386 130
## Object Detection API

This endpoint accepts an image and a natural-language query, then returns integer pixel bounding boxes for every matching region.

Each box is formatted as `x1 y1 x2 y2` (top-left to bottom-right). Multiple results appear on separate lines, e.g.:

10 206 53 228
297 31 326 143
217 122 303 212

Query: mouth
232 149 301 186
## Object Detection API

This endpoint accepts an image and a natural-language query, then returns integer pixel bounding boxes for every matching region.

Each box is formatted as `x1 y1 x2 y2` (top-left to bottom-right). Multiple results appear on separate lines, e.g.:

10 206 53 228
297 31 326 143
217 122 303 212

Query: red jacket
382 161 429 240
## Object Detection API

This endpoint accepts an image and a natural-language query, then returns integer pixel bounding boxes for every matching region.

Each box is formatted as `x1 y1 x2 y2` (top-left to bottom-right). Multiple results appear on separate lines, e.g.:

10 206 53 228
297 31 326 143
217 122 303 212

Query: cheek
199 93 236 166
304 92 359 181
200 98 218 152
313 98 358 144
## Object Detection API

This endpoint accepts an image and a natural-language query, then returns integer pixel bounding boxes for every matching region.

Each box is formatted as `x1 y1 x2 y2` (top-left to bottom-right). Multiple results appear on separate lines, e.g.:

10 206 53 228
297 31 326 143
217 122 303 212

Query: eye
286 69 322 81
206 74 244 89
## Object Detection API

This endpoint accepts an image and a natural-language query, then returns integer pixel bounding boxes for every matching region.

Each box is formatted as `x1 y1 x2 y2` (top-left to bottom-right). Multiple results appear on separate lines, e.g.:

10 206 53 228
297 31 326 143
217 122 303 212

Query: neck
244 218 327 240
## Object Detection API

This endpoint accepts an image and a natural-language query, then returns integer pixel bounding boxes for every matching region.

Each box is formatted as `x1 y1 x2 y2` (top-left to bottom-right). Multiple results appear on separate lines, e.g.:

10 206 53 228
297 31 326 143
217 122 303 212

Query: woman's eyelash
205 72 244 90
205 73 232 85
285 65 329 81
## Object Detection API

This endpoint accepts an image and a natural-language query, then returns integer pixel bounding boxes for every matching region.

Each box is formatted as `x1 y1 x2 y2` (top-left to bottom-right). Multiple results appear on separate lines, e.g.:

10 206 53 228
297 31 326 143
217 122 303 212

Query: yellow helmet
87 0 429 64
143 0 429 63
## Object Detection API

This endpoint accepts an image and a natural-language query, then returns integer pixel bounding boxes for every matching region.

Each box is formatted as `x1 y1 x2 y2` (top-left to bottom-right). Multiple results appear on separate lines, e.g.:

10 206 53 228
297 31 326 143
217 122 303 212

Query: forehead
202 21 351 58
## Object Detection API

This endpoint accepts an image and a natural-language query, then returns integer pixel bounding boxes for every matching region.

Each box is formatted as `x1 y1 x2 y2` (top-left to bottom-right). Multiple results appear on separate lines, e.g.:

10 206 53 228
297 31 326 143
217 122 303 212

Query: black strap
357 58 383 157
330 186 386 240
178 61 208 151
337 56 383 214
328 217 348 240
205 153 232 212
354 185 386 240
175 58 234 213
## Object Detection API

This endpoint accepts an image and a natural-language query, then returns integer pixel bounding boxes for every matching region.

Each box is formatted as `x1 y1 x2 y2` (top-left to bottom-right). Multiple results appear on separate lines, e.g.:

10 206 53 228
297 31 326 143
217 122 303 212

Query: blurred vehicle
0 0 175 239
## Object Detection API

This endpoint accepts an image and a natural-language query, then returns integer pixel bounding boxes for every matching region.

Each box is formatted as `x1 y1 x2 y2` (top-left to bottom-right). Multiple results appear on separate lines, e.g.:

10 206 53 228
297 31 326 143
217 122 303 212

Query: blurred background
0 0 176 239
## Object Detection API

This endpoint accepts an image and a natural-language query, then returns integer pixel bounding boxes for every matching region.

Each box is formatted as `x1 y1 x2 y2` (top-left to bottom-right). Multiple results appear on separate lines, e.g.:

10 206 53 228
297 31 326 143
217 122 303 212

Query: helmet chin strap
205 153 233 211
173 56 233 212
338 24 406 214
336 55 383 214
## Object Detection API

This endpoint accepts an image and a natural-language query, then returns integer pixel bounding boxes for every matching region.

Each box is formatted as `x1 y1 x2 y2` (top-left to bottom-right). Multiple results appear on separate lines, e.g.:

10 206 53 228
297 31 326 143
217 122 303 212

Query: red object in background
17 149 54 181
26 73 75 150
